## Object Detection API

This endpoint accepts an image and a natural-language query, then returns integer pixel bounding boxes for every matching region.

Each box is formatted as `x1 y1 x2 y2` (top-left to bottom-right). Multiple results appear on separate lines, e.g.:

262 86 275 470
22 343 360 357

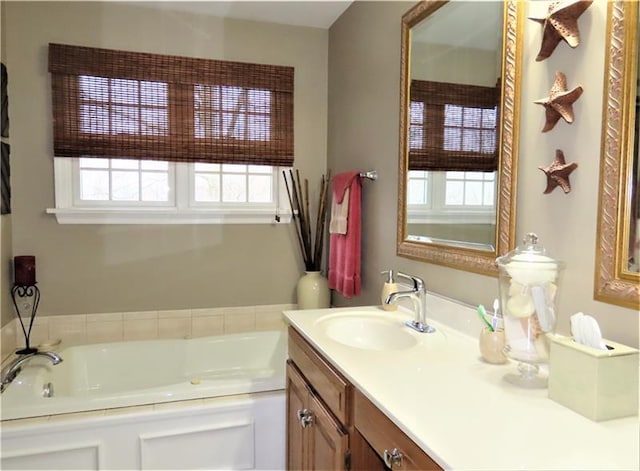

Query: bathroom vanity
287 327 441 470
283 301 639 470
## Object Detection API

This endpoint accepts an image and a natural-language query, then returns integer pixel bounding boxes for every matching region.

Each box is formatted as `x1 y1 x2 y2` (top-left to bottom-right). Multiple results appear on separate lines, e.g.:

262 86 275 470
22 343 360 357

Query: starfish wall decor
539 149 578 194
534 71 583 133
529 0 593 61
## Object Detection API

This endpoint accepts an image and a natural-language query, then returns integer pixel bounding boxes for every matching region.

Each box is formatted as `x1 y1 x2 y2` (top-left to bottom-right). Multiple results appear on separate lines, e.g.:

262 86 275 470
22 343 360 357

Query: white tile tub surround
1 303 294 360
1 320 16 360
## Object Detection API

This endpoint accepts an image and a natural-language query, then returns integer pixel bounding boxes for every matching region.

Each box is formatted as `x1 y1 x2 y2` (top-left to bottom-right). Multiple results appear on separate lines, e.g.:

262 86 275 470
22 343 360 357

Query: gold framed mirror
594 0 640 308
396 0 522 276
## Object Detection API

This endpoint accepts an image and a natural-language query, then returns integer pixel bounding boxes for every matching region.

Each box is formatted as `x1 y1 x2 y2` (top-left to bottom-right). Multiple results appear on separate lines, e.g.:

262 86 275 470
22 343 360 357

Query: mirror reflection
405 1 503 251
397 0 520 276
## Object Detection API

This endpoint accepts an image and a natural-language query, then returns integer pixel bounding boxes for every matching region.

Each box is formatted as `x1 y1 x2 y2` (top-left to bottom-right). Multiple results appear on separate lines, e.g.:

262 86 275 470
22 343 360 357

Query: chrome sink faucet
384 272 435 334
0 351 63 393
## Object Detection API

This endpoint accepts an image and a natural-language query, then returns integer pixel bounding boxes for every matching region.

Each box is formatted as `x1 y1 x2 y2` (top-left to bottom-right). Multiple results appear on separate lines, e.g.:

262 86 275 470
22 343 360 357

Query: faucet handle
396 272 425 291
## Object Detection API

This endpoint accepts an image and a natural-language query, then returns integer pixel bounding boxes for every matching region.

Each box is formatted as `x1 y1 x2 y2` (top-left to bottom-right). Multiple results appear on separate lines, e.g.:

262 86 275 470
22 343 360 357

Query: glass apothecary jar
496 233 565 388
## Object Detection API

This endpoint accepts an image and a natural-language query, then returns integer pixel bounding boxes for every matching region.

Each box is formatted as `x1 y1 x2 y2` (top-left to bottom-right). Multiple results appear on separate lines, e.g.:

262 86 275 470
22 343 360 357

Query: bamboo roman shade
409 79 500 172
48 43 294 166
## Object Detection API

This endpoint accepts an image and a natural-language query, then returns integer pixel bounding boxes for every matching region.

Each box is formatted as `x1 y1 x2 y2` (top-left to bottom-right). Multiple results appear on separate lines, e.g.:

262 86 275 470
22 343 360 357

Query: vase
296 271 330 309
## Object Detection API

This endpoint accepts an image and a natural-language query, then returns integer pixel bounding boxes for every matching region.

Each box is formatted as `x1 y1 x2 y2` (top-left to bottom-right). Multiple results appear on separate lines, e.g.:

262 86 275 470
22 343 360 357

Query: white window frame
407 171 496 225
46 158 292 225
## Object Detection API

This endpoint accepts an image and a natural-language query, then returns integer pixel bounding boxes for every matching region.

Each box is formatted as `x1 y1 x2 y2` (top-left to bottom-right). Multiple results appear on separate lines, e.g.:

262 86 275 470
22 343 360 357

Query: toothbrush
492 298 500 331
476 305 494 332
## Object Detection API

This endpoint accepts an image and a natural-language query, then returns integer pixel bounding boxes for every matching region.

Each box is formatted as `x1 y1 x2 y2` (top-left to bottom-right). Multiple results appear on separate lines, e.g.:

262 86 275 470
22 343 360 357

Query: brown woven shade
48 43 294 166
409 79 500 172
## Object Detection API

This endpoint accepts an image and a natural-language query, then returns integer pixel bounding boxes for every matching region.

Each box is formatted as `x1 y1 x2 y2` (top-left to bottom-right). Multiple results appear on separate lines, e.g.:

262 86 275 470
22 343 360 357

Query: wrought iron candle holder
12 255 39 354
11 283 40 354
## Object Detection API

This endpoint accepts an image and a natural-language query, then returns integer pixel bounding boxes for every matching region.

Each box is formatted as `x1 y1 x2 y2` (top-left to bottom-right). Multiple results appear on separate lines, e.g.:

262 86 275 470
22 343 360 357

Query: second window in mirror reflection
408 170 495 223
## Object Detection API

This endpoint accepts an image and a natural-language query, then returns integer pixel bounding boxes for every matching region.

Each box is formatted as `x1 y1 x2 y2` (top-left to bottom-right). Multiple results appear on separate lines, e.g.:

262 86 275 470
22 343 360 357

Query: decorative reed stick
283 169 330 272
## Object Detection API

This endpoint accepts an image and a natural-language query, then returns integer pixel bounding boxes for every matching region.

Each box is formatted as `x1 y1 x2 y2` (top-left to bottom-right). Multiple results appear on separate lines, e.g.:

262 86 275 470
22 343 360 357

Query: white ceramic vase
296 271 330 309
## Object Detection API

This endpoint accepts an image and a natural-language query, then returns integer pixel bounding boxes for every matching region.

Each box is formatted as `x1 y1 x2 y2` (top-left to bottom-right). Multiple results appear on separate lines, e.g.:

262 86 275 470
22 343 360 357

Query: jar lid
496 233 564 284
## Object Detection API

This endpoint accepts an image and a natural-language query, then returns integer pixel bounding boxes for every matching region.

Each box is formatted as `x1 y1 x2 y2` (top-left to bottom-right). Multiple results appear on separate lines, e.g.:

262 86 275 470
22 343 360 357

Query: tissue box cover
548 335 639 421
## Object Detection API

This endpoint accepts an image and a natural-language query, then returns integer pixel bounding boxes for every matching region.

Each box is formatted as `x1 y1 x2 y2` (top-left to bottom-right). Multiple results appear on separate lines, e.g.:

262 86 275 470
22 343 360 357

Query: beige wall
411 42 498 86
328 0 639 348
3 1 328 316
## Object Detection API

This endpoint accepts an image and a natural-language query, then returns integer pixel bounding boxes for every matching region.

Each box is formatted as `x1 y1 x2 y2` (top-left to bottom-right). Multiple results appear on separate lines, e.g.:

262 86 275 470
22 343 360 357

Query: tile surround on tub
1 303 295 361
191 315 224 337
1 320 16 360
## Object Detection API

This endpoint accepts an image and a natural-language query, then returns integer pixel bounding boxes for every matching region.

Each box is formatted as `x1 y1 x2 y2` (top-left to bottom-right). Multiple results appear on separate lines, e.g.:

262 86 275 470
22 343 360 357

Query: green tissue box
548 335 639 421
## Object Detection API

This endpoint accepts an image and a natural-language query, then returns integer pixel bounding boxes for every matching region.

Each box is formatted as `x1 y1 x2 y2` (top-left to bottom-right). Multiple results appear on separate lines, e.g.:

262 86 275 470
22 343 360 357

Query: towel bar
359 171 377 181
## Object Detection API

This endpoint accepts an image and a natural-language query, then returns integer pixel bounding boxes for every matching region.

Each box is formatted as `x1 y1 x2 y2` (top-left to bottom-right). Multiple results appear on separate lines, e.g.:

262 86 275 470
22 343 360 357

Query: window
406 79 498 225
77 158 171 204
407 170 496 225
442 105 497 155
193 85 271 141
192 164 273 204
408 79 500 172
47 43 294 224
407 170 431 207
50 157 288 224
444 171 495 207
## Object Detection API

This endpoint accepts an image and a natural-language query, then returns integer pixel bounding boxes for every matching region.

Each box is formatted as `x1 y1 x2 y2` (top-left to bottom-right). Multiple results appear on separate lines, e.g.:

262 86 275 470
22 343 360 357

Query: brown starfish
534 71 583 133
529 0 593 61
539 150 578 194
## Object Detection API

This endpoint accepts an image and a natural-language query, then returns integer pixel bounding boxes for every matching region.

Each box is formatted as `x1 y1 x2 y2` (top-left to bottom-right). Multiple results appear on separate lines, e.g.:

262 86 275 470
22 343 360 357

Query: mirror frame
594 0 640 309
396 0 522 276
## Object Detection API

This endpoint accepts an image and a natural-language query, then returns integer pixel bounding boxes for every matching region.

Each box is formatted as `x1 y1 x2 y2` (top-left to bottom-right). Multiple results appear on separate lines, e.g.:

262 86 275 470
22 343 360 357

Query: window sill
45 207 292 225
407 209 494 225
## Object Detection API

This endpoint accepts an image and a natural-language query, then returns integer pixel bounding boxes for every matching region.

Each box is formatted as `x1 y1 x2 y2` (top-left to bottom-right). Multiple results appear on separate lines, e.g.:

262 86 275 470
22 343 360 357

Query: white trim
407 207 494 225
45 207 291 225
405 234 495 251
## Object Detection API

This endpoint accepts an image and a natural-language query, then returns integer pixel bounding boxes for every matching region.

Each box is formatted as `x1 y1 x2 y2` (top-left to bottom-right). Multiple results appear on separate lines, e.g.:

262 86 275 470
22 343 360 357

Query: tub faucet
385 272 435 334
0 351 63 393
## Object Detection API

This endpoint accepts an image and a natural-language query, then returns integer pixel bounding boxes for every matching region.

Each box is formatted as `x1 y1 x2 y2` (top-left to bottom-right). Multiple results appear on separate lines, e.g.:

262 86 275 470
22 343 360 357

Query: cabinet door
350 428 386 471
308 391 349 471
287 362 310 470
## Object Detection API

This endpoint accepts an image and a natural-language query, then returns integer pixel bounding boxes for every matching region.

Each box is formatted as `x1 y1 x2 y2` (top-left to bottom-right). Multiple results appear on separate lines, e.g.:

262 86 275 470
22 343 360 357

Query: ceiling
129 0 354 29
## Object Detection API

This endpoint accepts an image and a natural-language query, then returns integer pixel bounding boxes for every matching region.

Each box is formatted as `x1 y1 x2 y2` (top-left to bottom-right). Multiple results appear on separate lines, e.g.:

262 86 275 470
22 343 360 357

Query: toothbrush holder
479 328 508 364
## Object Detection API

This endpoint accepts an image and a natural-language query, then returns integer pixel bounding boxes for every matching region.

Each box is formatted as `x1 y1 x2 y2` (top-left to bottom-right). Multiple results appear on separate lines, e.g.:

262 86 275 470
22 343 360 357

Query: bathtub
1 330 286 470
1 329 286 421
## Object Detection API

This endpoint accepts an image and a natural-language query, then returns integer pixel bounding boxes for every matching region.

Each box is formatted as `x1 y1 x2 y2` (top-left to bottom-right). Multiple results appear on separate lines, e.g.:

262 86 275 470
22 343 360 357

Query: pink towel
328 171 362 298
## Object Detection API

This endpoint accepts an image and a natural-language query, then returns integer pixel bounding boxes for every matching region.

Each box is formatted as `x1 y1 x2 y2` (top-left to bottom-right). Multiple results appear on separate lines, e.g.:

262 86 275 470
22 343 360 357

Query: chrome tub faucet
384 272 435 334
1 351 63 393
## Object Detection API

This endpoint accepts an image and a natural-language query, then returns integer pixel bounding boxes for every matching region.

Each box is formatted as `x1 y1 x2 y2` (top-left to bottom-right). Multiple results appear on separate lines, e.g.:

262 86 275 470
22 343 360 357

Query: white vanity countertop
283 297 640 471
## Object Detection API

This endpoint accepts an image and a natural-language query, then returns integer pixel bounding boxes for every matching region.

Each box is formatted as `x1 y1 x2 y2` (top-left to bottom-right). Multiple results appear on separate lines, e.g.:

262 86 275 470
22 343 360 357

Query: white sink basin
316 312 418 351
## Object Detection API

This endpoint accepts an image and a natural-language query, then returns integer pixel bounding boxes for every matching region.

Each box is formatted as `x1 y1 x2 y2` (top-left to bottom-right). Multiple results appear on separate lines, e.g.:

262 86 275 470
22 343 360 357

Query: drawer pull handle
296 409 313 428
383 448 403 468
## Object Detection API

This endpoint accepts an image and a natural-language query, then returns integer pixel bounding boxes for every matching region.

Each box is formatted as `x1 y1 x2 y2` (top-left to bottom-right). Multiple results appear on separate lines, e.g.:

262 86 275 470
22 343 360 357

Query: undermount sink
316 312 418 351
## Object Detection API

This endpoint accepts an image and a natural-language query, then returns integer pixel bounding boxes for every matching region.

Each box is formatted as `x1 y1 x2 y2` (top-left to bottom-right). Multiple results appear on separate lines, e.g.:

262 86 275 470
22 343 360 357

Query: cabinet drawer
354 389 442 471
288 327 351 425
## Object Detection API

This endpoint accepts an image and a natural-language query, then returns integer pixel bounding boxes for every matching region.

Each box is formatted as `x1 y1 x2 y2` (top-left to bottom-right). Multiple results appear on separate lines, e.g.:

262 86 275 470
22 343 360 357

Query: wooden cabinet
286 328 350 470
353 389 442 471
286 326 442 471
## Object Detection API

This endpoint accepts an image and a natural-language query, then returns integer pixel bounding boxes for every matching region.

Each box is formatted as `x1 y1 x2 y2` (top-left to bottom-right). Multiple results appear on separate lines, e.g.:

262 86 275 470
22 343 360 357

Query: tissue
570 312 607 350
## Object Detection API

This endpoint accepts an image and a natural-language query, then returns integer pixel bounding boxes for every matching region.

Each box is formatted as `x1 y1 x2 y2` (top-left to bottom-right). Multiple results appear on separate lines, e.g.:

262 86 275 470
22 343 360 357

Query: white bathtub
1 330 286 420
1 330 287 470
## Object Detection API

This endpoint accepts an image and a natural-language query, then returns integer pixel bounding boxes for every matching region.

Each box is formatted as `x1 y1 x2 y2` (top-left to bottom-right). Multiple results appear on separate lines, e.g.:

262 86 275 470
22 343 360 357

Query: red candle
14 256 36 285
